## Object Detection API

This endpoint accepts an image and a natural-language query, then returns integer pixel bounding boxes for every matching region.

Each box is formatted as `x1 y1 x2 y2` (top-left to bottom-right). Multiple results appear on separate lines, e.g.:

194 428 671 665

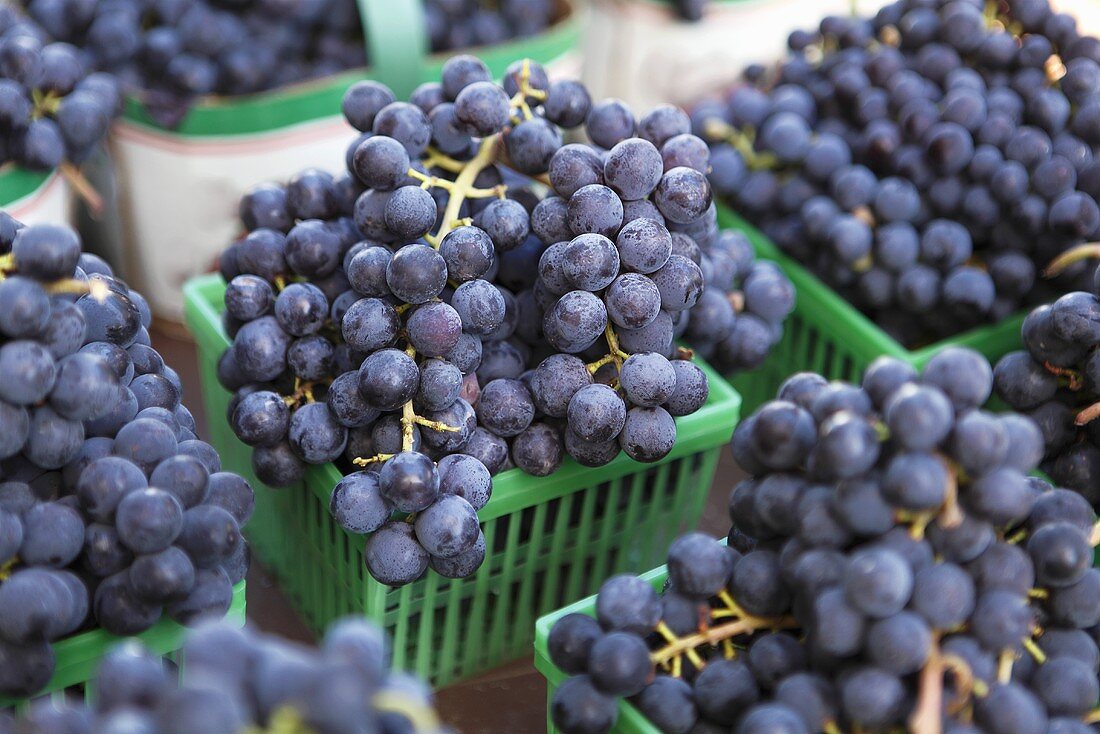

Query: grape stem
421 148 466 174
352 452 396 467
60 163 105 218
372 690 443 731
1043 242 1100 277
649 613 796 666
651 589 795 668
1085 707 1100 725
282 379 316 408
394 346 462 453
432 136 502 246
996 649 1015 683
0 556 17 582
1090 520 1100 547
1043 361 1084 391
507 58 548 123
239 704 312 734
909 637 945 734
701 119 779 171
1022 637 1046 663
1076 401 1100 426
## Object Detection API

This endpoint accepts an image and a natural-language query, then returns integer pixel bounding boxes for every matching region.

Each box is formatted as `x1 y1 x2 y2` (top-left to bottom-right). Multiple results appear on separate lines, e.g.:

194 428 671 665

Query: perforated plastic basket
535 565 668 734
0 582 246 711
183 273 740 686
716 205 1027 413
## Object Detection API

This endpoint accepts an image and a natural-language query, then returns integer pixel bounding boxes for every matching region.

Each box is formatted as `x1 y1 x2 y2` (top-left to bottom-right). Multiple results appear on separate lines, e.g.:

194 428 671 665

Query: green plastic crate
183 274 741 687
535 565 669 734
1 582 246 711
716 205 1026 413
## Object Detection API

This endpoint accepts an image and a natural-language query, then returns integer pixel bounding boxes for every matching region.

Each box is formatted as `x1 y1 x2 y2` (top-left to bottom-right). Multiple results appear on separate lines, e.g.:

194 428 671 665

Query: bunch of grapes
0 213 254 698
0 617 451 734
22 0 555 129
217 56 792 587
993 246 1100 500
21 0 367 128
425 0 555 53
0 6 120 171
550 347 1100 734
696 0 1100 348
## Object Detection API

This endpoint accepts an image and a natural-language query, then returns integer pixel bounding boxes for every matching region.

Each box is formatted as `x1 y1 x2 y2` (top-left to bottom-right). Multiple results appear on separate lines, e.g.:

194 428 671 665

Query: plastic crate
535 565 669 734
716 205 1026 413
0 581 246 711
183 274 741 687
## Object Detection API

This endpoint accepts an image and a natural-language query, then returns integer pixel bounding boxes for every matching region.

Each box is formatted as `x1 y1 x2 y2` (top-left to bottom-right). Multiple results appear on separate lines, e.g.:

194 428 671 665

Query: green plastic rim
120 0 580 137
0 166 53 207
715 204 1027 373
183 273 740 521
183 272 741 685
0 581 247 710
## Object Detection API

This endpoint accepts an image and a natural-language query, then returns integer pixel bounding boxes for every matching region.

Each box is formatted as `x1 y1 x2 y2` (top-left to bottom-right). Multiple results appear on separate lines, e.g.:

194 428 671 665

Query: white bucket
3 169 72 226
111 114 354 321
580 0 891 111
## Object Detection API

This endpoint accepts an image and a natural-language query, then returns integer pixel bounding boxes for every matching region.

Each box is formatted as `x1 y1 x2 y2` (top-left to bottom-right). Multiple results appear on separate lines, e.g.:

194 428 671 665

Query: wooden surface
152 323 743 732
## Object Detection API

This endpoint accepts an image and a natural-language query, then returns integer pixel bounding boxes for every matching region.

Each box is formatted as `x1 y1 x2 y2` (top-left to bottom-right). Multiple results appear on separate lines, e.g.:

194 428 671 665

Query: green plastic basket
716 205 1026 413
535 565 670 734
0 582 246 711
183 273 740 687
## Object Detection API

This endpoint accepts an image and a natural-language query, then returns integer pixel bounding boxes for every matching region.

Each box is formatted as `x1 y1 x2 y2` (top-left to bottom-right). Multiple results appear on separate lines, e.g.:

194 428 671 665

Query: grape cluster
0 213 254 698
994 251 1100 500
22 0 368 128
23 0 554 129
0 617 450 734
0 6 120 170
217 57 791 586
426 0 554 53
698 0 1100 348
550 347 1100 734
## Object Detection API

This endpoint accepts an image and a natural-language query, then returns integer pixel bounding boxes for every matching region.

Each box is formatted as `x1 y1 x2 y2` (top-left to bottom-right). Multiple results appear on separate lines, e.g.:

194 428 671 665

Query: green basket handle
357 0 428 100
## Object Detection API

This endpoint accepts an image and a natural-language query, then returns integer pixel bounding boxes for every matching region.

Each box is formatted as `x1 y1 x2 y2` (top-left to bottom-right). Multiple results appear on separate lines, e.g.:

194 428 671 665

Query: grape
413 494 479 559
567 184 624 238
840 667 906 729
544 291 607 353
378 451 439 514
975 683 1048 734
551 675 619 734
618 407 675 463
115 488 184 555
230 391 289 448
428 530 486 579
386 244 447 304
439 227 494 283
619 352 676 408
436 454 491 510
18 502 83 567
693 659 760 725
588 632 652 697
364 521 429 586
357 349 419 412
543 80 591 129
